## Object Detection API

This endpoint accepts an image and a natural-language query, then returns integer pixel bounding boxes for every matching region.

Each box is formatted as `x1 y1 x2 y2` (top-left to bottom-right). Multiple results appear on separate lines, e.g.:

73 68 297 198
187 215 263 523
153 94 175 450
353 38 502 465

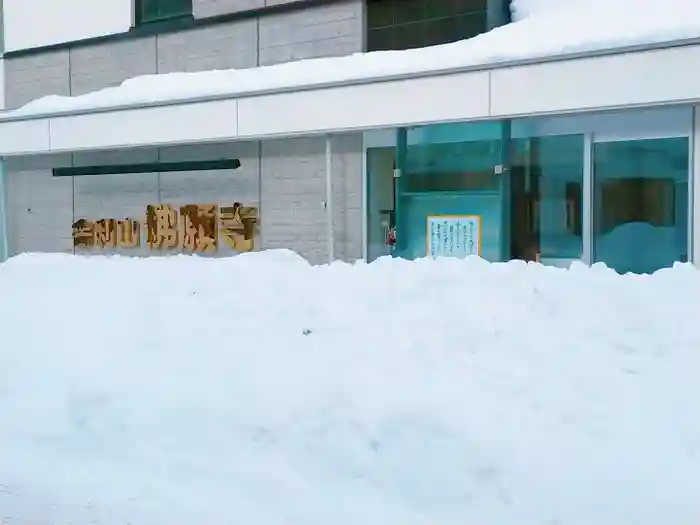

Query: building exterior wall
4 0 363 109
2 0 364 264
3 134 362 264
260 134 362 262
3 0 131 52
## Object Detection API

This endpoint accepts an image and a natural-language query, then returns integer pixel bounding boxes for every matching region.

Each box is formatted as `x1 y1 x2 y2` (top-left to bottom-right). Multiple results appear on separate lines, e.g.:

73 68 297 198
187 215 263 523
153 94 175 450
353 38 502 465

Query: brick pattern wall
259 134 362 263
4 154 74 254
5 136 362 264
4 0 363 109
5 50 70 109
3 0 365 264
258 1 363 66
156 21 259 73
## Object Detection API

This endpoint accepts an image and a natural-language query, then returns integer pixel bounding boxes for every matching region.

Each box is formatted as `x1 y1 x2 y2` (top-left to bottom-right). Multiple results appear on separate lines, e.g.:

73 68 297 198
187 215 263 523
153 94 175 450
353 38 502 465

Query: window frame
364 0 489 52
134 0 193 26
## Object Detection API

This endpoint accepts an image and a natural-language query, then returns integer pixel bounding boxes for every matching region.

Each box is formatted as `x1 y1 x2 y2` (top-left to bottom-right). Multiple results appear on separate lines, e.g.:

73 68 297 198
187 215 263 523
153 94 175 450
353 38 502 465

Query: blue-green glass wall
397 121 507 260
510 134 584 261
593 137 689 274
394 121 584 262
370 106 693 272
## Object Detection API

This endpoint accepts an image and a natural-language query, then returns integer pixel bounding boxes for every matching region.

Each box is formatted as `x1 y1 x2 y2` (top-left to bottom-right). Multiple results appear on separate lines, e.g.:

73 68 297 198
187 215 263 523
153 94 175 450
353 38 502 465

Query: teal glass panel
593 137 689 274
366 146 396 262
398 121 506 261
510 134 584 261
402 192 502 260
366 0 488 51
139 0 191 23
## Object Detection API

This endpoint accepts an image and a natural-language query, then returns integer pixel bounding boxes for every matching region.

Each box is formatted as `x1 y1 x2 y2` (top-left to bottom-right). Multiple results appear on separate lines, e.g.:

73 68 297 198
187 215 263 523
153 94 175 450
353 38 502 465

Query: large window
135 0 192 25
593 138 689 274
366 0 488 52
510 135 584 262
364 108 693 273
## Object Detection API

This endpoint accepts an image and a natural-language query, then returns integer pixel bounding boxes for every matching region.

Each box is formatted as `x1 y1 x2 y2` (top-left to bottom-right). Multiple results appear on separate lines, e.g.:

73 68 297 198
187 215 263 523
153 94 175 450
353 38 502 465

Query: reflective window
366 0 488 52
136 0 192 24
510 135 584 262
399 121 505 261
593 138 689 274
364 108 693 272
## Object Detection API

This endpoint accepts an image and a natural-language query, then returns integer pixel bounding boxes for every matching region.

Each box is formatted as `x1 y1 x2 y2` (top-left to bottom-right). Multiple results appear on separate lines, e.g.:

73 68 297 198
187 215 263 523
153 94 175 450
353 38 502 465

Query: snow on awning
0 0 699 155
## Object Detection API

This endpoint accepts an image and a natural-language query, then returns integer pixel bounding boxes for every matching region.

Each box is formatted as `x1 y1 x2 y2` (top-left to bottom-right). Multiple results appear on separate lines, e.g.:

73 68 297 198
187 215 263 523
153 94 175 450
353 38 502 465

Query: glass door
592 137 689 274
395 121 507 261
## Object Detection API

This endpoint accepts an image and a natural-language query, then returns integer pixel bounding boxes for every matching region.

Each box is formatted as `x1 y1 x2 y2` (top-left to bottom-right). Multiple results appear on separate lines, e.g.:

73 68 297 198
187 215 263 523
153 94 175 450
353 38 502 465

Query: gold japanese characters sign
72 203 258 253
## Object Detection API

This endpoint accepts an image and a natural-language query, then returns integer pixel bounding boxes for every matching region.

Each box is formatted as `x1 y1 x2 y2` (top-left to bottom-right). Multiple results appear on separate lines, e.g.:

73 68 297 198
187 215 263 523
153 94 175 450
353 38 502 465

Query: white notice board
426 215 482 258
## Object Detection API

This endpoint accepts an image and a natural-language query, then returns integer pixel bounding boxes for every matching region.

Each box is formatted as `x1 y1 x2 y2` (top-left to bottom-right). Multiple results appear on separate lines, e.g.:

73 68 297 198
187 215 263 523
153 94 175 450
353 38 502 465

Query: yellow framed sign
426 214 482 258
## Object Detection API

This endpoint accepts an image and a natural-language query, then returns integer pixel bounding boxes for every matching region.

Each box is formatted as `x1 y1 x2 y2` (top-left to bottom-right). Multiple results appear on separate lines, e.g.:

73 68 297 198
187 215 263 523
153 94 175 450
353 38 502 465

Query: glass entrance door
592 137 689 274
395 122 507 261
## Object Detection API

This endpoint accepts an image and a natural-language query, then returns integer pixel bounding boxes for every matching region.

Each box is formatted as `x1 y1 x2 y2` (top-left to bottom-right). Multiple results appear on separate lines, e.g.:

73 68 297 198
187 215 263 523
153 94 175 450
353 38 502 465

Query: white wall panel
237 72 491 138
49 100 238 152
3 43 700 155
4 0 132 52
491 45 700 117
0 120 50 155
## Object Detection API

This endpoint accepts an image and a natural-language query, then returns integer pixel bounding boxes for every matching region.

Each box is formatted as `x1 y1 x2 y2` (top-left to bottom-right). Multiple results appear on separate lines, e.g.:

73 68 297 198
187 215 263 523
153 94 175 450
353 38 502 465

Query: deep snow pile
1 252 700 525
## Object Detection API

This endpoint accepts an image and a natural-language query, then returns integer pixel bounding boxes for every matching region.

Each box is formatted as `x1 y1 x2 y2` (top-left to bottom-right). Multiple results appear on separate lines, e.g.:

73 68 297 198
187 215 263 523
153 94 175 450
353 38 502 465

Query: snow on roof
7 0 700 119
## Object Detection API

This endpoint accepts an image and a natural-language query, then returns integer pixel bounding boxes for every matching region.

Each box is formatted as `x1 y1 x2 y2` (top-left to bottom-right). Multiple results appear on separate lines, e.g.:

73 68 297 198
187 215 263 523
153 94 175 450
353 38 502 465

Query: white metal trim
582 133 593 265
692 107 700 265
0 160 7 261
361 134 368 262
4 43 700 156
325 135 334 264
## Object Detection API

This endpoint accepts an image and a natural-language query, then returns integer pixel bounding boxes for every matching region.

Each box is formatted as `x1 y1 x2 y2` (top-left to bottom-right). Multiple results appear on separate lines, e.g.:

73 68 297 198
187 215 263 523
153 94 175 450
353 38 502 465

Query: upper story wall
3 0 364 109
2 0 364 54
1 0 508 110
3 0 133 52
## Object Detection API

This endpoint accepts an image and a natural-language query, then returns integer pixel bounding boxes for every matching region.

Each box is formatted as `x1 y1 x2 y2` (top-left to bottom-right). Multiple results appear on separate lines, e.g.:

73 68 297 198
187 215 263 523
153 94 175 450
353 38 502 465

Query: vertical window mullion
582 133 593 265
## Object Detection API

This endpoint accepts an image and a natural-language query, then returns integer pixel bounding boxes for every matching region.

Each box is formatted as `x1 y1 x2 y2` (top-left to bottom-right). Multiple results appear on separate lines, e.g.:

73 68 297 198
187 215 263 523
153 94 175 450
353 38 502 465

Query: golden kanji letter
180 204 218 253
117 219 141 248
72 219 95 248
146 205 179 250
220 203 257 252
94 219 118 248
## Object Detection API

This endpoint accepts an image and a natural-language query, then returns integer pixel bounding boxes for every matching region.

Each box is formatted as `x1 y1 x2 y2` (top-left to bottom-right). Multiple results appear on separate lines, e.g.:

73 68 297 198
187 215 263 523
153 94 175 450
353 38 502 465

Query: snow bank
7 0 700 118
1 252 699 525
510 0 584 21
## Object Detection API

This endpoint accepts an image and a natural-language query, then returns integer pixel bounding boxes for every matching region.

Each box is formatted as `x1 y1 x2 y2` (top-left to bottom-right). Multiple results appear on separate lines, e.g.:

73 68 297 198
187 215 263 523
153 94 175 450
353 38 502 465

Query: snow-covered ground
1 251 699 525
6 0 700 117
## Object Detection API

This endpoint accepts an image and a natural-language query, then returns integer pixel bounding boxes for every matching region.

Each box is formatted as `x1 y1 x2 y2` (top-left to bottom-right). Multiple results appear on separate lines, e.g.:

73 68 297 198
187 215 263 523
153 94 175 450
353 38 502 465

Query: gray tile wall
259 134 362 263
260 137 327 262
156 21 258 73
5 50 70 109
69 38 158 96
4 136 363 264
258 0 363 66
4 0 362 108
3 0 364 264
330 133 363 261
5 155 74 255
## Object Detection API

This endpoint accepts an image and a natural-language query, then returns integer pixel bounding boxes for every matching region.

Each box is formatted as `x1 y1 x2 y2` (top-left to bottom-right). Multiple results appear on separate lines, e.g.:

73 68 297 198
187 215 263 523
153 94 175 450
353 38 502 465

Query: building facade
0 0 697 274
